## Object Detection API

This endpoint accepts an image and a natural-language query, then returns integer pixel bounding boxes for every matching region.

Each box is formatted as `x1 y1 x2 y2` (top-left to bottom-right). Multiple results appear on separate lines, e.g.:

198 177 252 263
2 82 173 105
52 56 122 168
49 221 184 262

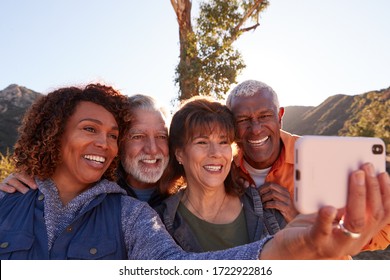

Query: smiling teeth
248 136 269 145
204 165 222 171
142 159 158 164
84 155 105 163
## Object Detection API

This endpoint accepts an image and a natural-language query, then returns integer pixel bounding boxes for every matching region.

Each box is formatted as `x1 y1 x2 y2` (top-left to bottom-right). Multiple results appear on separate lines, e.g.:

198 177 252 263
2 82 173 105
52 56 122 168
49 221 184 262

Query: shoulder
155 191 183 216
242 187 262 209
97 179 128 195
0 190 6 201
121 195 150 214
280 130 300 145
120 195 162 233
0 188 39 202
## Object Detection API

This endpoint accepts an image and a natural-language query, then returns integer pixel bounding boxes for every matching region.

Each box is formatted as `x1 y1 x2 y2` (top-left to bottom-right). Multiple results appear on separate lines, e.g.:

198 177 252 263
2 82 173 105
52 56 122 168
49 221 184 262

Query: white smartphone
294 135 386 214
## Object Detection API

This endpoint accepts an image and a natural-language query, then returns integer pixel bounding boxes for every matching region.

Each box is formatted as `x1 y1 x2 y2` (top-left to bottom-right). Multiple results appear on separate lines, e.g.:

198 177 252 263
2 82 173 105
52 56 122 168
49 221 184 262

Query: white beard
122 153 169 184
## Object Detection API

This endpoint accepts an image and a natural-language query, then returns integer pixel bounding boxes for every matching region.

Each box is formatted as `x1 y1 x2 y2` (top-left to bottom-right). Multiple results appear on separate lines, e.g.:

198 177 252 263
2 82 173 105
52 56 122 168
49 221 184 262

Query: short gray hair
226 80 279 109
128 94 170 122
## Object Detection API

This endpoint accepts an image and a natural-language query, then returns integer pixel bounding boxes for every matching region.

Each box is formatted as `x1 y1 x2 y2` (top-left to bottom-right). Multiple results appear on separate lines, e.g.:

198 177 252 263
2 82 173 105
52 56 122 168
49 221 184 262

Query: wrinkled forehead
131 109 168 127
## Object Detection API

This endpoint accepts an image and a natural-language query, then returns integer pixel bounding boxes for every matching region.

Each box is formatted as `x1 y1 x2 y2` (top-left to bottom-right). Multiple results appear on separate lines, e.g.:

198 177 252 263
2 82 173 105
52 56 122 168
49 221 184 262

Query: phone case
294 136 386 214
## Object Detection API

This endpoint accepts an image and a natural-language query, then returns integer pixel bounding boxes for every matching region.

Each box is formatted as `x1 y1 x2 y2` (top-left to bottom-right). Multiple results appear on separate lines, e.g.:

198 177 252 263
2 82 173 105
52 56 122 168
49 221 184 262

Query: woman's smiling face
175 127 233 190
52 101 119 189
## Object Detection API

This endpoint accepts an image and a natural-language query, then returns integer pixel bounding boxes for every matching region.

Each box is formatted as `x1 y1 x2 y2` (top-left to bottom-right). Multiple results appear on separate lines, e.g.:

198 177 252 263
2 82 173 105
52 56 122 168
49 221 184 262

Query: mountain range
0 83 389 156
283 89 390 136
0 84 42 154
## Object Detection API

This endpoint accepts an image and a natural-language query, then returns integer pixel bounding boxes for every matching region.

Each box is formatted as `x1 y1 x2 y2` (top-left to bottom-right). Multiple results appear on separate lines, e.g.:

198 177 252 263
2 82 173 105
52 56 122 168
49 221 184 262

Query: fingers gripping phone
294 136 386 214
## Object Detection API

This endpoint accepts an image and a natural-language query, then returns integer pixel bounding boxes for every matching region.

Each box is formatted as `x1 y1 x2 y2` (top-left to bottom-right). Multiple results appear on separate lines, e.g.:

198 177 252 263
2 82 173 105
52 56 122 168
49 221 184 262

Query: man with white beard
0 94 170 208
117 94 170 207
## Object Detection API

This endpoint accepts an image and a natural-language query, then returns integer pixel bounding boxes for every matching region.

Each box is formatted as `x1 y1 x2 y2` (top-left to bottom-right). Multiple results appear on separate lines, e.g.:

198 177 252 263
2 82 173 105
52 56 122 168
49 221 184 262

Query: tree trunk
171 0 200 100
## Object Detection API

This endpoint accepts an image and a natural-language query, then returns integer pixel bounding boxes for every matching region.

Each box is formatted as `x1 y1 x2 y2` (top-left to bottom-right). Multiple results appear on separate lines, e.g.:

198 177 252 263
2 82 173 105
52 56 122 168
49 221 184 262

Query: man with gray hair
226 79 390 252
117 94 170 207
226 80 299 223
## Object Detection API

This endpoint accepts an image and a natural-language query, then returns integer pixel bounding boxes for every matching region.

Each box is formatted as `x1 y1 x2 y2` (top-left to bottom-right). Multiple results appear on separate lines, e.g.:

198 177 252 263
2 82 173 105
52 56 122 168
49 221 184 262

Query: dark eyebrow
79 118 119 131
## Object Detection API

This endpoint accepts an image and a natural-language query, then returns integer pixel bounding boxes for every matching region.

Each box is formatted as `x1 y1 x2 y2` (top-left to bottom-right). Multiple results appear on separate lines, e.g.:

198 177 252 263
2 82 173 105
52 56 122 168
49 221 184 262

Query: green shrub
0 150 15 182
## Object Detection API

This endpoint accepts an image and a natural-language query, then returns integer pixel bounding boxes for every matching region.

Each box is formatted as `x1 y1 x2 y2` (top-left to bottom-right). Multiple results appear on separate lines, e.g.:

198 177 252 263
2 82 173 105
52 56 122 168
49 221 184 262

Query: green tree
342 91 390 153
170 0 269 101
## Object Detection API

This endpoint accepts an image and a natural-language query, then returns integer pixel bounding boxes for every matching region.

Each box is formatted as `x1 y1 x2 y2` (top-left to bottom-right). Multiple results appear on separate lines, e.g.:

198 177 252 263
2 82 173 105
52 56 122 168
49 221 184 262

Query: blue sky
1 0 389 110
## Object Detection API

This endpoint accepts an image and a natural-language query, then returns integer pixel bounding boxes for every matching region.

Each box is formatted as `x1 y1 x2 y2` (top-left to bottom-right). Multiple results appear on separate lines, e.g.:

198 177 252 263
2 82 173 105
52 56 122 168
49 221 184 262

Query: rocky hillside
0 84 42 154
283 87 390 137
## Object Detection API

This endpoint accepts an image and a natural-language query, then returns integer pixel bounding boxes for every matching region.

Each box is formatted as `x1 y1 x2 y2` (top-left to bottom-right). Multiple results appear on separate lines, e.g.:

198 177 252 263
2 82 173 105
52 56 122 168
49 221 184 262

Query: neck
51 174 91 205
183 187 228 223
54 181 89 205
185 186 224 204
126 175 157 190
58 189 83 205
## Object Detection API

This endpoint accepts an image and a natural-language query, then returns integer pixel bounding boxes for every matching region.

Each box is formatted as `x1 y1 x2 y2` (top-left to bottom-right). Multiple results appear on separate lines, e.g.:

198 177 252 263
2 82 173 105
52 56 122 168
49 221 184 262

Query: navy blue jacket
0 190 126 260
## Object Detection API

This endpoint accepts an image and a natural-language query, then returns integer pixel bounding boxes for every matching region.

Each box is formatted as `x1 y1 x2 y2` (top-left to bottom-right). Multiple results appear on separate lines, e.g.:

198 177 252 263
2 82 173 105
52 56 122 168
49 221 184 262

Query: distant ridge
283 87 390 137
0 84 42 154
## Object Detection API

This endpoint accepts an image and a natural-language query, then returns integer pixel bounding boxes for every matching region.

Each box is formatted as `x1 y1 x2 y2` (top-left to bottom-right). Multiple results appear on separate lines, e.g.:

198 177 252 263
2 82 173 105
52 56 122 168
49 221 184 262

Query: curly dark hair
159 96 244 196
13 83 131 181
